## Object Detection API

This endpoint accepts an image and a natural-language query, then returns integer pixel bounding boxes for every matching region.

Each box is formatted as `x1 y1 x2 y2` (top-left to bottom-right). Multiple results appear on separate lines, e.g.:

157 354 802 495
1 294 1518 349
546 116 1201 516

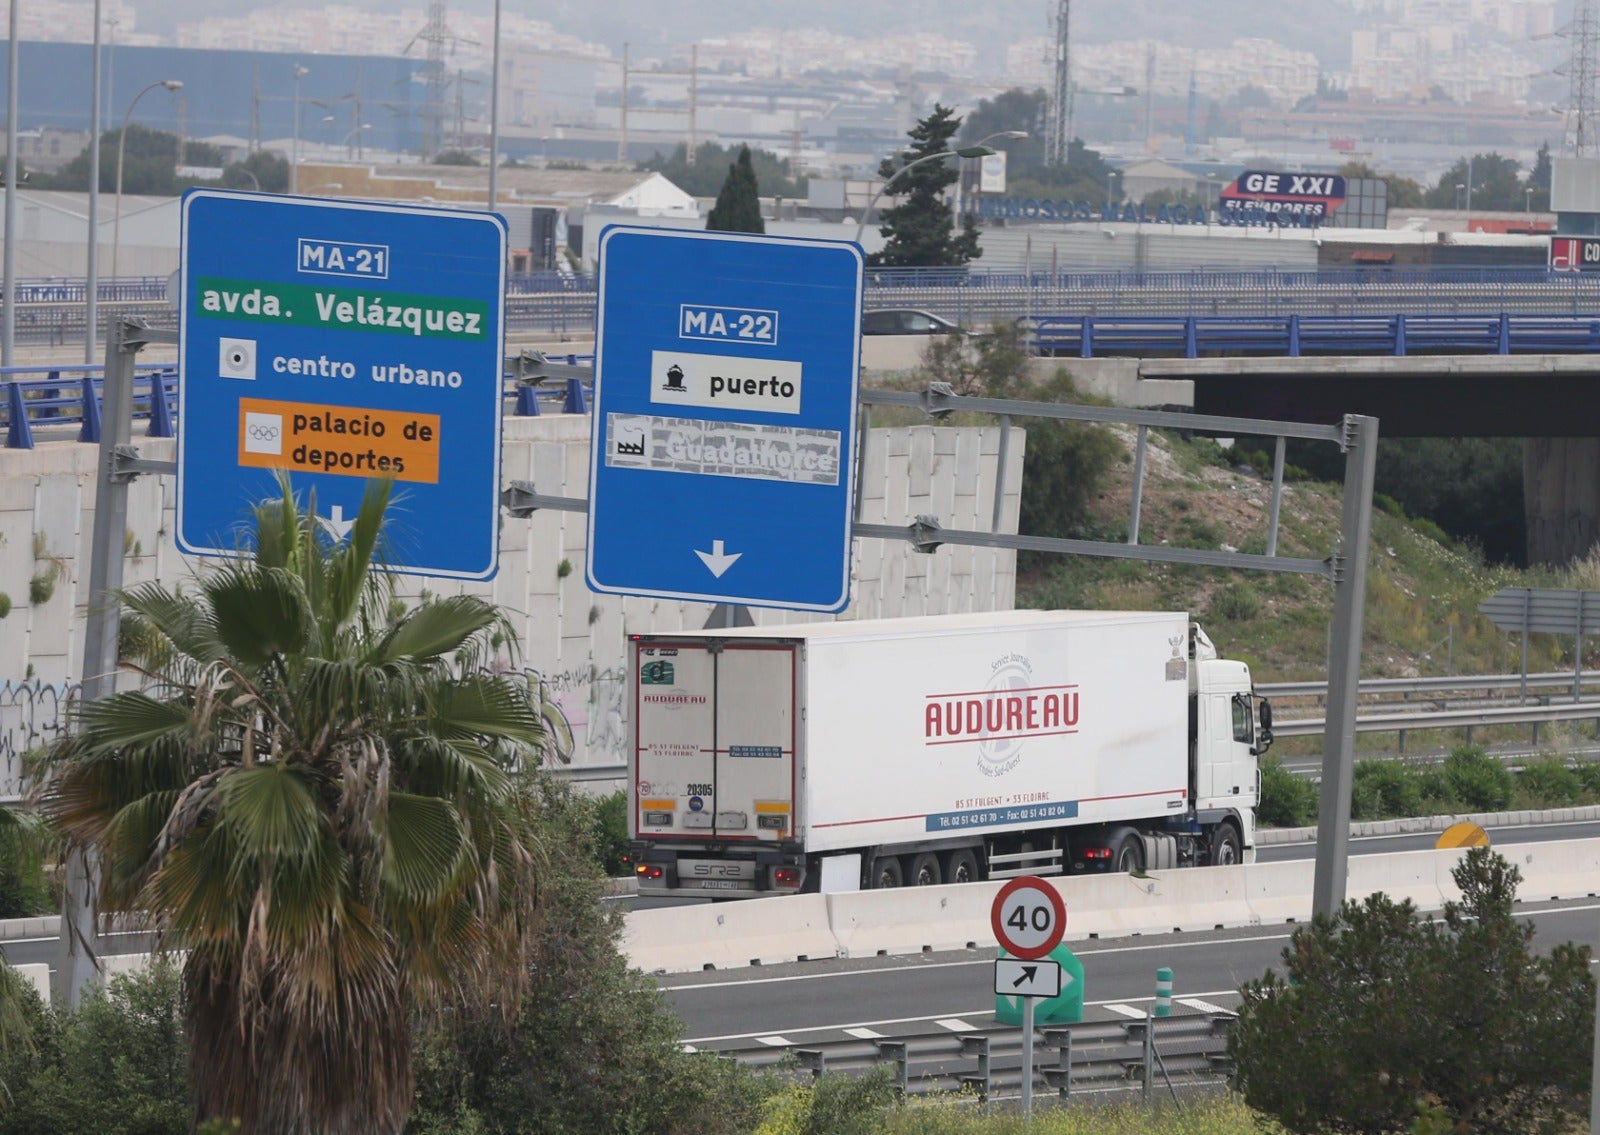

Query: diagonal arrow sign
694 539 742 578
317 505 355 543
1012 965 1038 989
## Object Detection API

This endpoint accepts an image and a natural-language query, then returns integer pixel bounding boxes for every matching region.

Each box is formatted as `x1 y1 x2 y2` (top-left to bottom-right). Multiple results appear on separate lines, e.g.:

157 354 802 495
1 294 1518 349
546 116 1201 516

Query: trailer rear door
632 639 797 842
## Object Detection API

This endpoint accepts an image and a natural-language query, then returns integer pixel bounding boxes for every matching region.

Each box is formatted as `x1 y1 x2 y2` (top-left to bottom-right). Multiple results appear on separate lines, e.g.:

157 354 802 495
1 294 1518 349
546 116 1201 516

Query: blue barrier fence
1024 311 1600 358
0 355 596 450
504 266 1584 294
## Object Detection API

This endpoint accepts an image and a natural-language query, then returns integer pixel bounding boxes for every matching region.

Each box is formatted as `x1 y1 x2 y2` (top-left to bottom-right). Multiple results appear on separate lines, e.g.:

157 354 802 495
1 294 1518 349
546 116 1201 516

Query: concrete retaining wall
0 417 1022 789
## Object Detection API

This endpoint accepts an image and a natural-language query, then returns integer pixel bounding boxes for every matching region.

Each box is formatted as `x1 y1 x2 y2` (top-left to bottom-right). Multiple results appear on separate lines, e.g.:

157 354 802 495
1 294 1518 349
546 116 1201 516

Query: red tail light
772 867 802 887
1083 847 1111 860
636 864 665 880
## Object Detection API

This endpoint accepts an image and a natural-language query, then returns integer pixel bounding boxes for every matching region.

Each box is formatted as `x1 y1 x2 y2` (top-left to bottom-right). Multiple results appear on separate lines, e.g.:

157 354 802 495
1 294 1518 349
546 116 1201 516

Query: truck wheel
870 855 904 889
944 848 980 885
1209 823 1242 866
907 853 942 886
1113 833 1145 874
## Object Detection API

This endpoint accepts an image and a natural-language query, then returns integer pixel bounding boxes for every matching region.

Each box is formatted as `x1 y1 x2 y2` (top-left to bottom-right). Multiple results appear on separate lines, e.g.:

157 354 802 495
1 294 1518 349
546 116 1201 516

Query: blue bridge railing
0 355 596 450
1024 311 1600 358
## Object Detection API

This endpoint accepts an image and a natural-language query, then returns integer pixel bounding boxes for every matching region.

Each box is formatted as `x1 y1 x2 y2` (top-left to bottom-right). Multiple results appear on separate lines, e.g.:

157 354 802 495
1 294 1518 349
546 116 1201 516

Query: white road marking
1103 1003 1146 1019
755 1035 793 1047
844 1027 885 1040
936 1018 978 1032
1178 997 1233 1014
680 1044 698 1053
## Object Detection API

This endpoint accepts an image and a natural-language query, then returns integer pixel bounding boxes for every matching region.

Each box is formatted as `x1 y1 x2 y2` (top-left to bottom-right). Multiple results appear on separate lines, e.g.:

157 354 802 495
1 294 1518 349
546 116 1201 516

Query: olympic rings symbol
247 424 280 441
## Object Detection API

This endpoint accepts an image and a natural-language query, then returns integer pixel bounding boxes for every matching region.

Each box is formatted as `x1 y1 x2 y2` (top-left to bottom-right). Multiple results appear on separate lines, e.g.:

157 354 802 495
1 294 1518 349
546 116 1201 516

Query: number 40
1007 904 1052 932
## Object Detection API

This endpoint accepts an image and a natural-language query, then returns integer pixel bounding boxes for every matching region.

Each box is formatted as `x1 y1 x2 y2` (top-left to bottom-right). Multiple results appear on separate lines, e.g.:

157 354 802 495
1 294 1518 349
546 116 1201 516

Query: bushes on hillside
1259 745 1600 828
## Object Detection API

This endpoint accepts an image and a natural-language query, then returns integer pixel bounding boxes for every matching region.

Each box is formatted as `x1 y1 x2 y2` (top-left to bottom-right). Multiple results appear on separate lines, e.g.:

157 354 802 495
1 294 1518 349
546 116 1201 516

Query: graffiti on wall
520 663 627 775
0 680 78 801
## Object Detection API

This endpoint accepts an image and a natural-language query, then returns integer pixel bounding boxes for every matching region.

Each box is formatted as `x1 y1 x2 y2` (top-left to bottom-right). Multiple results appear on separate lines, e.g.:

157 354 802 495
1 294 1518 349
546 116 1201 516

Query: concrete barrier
1347 847 1458 912
827 882 998 958
622 894 837 973
1241 858 1315 926
13 963 48 1003
1504 837 1600 902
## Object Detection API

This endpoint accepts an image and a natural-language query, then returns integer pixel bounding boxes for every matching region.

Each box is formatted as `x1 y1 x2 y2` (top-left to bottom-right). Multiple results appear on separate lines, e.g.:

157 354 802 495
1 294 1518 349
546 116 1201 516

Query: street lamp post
951 130 1027 226
487 0 501 210
84 0 106 362
854 143 1008 246
1454 183 1465 212
290 63 308 194
1526 186 1534 215
344 122 372 160
111 79 182 284
3 0 20 365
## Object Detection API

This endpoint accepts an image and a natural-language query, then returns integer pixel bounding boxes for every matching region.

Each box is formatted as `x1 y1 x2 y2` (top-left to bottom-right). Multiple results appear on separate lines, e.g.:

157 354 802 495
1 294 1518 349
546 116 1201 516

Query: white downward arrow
694 539 742 578
317 505 356 543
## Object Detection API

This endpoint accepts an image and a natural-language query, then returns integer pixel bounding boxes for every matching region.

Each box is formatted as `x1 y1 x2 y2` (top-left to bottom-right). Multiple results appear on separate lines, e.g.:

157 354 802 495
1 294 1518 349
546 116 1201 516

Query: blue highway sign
586 226 864 611
177 191 506 580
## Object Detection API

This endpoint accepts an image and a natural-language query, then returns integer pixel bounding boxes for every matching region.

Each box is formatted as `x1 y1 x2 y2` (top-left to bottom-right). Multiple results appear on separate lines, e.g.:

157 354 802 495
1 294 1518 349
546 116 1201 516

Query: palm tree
38 477 544 1134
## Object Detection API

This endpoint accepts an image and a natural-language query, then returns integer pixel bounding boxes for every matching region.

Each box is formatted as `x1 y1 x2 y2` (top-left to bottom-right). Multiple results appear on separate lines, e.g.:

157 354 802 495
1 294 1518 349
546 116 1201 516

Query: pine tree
869 103 981 268
706 145 765 233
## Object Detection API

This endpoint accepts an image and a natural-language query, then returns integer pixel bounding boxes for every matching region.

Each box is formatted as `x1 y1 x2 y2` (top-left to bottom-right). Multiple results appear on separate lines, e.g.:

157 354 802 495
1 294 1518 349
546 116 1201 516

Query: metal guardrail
731 1010 1234 1103
1259 671 1600 700
1022 312 1600 359
1274 699 1600 739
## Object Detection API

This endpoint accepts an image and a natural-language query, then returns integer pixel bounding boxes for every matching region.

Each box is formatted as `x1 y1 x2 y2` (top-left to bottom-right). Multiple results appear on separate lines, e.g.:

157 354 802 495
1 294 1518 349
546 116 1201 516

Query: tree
705 144 765 233
1230 848 1594 1134
1426 152 1524 211
225 150 289 193
1336 160 1425 209
433 150 480 166
38 477 546 1135
40 125 224 194
956 87 1112 199
869 103 980 268
639 141 803 199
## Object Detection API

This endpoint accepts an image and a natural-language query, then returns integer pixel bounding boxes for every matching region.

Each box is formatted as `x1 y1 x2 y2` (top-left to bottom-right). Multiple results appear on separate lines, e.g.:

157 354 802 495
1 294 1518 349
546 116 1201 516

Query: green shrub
0 817 53 918
1515 756 1583 808
1373 492 1407 518
1440 744 1514 812
1350 759 1424 821
408 777 774 1135
1210 581 1261 621
757 1070 897 1135
1575 759 1600 798
1258 758 1319 828
1410 516 1452 547
0 960 190 1134
592 789 630 876
0 591 10 618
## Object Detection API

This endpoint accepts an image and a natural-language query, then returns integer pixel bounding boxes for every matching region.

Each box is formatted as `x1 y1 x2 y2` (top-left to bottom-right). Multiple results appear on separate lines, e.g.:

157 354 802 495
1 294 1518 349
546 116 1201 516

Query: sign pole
1021 995 1035 1118
57 314 144 1008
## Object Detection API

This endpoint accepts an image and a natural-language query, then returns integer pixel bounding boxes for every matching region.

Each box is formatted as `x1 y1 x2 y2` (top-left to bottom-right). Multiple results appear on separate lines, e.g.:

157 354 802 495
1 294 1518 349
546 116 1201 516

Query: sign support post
991 876 1067 1118
58 316 176 1009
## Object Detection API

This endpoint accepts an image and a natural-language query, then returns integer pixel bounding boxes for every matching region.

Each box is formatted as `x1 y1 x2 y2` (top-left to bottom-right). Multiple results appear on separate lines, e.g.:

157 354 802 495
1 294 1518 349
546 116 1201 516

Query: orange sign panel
237 397 441 483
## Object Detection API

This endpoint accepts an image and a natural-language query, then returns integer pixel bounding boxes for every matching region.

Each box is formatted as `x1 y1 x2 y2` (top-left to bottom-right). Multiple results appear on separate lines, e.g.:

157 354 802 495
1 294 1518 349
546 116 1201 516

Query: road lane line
1177 997 1234 1014
755 1035 793 1046
936 1018 978 1032
1103 1003 1145 1019
844 1027 884 1039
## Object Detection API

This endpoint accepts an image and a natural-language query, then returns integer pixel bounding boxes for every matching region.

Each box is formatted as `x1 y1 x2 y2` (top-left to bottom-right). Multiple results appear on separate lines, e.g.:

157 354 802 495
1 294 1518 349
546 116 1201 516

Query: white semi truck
627 609 1273 898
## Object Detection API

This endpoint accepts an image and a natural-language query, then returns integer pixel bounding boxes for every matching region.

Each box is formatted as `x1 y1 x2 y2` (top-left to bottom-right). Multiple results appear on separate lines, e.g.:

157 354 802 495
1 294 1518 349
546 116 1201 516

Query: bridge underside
1141 356 1600 565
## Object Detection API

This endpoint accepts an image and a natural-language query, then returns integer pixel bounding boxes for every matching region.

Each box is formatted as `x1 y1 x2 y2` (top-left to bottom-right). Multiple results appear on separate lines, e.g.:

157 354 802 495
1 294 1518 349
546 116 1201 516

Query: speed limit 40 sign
991 876 1067 959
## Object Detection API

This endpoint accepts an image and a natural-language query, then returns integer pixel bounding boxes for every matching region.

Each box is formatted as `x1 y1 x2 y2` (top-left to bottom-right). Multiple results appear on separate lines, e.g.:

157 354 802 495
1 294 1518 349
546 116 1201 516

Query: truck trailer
627 609 1273 898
